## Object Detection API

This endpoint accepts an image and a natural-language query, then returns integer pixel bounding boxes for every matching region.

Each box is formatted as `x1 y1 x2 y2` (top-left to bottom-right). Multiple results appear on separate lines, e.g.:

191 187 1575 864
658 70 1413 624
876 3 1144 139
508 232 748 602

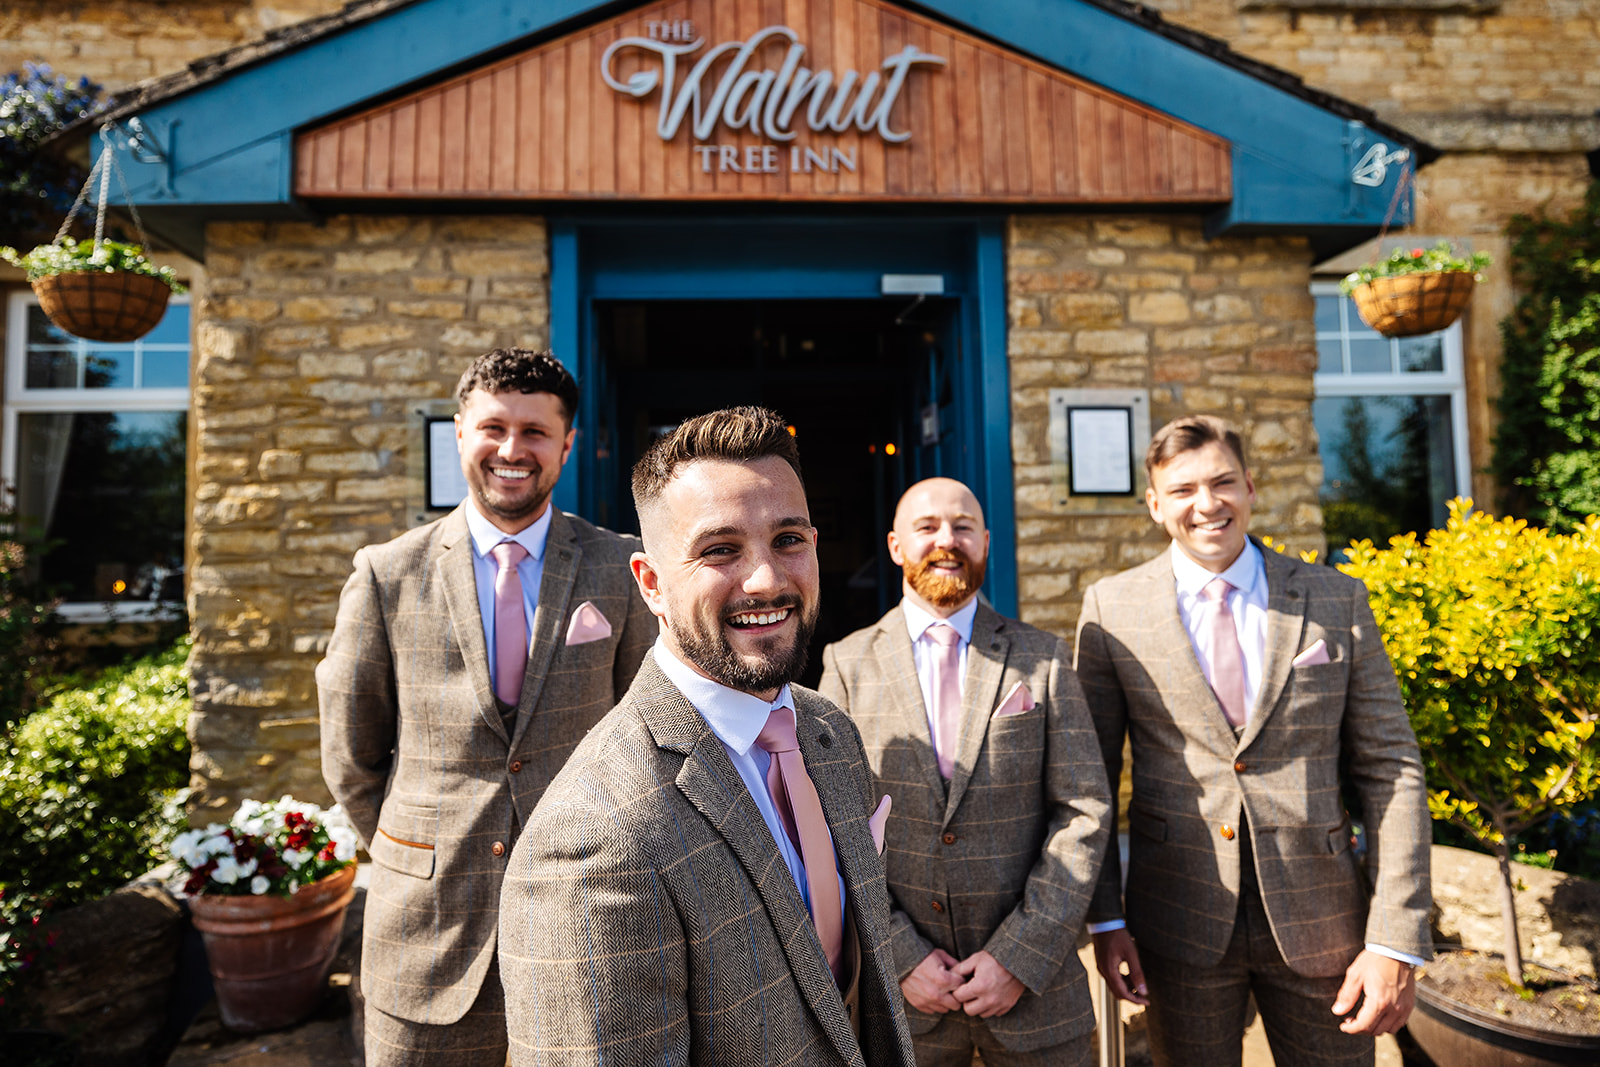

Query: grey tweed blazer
497 654 918 1067
316 505 654 1024
1074 540 1433 976
819 603 1111 1052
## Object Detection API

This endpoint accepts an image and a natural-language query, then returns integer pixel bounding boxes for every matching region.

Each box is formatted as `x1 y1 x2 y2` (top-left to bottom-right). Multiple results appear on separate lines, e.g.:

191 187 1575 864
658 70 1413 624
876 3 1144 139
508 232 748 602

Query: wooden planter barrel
32 269 172 343
1349 270 1476 338
187 864 357 1033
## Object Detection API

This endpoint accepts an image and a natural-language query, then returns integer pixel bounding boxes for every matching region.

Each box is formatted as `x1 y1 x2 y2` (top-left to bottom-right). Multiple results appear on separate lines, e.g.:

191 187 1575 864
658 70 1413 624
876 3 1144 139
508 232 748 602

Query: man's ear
886 529 905 566
630 552 668 620
1146 485 1162 524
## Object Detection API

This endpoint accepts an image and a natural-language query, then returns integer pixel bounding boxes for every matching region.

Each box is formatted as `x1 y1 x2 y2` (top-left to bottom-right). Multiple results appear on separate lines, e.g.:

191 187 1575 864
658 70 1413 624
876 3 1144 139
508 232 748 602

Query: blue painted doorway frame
547 215 1018 616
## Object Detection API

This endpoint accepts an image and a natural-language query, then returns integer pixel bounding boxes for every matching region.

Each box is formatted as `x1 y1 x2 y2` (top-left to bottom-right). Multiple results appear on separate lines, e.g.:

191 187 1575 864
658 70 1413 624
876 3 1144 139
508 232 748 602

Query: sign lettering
601 24 946 145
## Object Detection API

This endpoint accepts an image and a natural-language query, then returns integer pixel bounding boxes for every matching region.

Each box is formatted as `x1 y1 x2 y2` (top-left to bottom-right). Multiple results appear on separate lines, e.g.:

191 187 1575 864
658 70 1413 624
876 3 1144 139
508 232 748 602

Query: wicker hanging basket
32 268 172 343
1349 270 1476 339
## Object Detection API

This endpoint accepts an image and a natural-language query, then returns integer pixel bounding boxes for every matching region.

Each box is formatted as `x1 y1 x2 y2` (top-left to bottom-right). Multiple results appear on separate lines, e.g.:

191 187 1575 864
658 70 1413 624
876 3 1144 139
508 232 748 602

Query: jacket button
1233 760 1247 773
510 760 523 773
942 833 957 846
492 841 506 857
930 900 944 913
1220 825 1235 840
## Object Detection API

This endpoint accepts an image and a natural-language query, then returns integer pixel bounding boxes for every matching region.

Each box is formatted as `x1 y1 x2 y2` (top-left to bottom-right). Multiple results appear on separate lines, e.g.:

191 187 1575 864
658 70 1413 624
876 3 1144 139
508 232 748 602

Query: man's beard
904 548 986 608
470 461 552 525
672 595 817 694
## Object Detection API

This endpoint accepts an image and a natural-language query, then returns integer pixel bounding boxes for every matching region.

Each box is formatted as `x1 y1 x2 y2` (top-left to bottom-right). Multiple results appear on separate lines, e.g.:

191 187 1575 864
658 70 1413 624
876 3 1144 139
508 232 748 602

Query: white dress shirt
1089 540 1424 966
901 595 979 756
465 500 553 698
1172 540 1269 721
652 639 844 914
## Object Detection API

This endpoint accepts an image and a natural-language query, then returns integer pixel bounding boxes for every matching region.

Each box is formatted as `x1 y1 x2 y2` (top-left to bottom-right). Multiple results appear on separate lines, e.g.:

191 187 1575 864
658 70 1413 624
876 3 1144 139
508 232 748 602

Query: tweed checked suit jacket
497 654 918 1067
317 505 653 1025
1074 540 1432 977
817 603 1111 1052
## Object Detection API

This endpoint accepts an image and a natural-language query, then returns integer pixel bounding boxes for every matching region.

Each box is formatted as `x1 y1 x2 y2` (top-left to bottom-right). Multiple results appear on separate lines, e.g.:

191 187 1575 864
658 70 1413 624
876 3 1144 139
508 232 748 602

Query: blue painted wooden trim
974 217 1018 617
550 219 581 518
99 0 1408 235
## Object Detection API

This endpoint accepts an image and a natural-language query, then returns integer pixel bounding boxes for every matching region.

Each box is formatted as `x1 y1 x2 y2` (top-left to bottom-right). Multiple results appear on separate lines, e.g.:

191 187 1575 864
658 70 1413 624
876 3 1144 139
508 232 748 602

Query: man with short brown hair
1076 413 1432 1066
819 476 1111 1067
318 348 653 1065
499 406 917 1067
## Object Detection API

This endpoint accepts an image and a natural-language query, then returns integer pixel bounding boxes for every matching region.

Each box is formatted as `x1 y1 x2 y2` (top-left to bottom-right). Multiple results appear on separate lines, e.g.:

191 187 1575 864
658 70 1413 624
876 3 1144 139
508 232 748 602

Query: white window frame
2 288 191 620
1311 281 1471 508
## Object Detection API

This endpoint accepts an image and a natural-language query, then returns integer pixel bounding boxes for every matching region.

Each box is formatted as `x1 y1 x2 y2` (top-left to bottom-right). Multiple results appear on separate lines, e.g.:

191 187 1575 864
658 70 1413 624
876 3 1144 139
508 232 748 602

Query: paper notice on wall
429 419 469 509
1068 407 1134 494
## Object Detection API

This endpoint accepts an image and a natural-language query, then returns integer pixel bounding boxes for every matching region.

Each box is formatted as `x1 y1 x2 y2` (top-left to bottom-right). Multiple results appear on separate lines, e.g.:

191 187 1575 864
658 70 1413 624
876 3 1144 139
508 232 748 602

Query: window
3 291 190 619
1312 282 1469 558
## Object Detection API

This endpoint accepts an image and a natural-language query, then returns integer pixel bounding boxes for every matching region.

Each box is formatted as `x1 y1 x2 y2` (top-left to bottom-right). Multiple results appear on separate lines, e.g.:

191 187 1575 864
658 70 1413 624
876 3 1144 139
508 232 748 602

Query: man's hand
1332 950 1415 1035
900 948 963 1014
951 950 1026 1018
1091 928 1150 1006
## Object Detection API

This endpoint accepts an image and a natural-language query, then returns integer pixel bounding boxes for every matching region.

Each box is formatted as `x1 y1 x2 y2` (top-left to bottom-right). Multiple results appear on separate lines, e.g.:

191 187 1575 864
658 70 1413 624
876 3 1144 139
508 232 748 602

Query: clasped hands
901 948 1025 1018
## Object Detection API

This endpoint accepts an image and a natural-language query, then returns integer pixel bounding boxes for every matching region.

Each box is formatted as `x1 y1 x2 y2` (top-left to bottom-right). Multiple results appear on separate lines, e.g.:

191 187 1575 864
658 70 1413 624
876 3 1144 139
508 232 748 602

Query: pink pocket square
1292 639 1331 667
868 795 892 855
564 601 613 646
993 681 1037 718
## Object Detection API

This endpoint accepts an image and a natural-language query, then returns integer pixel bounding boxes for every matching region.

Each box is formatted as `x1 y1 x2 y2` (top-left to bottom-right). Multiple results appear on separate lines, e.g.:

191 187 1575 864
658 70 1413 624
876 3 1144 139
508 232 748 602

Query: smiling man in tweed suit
498 407 917 1067
317 349 653 1066
818 477 1111 1067
1076 414 1432 1066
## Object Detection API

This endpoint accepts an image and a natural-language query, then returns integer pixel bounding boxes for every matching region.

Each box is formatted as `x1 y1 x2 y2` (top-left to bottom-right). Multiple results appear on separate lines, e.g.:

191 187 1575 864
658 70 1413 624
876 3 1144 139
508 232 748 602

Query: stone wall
189 213 549 814
1007 215 1323 640
0 0 346 87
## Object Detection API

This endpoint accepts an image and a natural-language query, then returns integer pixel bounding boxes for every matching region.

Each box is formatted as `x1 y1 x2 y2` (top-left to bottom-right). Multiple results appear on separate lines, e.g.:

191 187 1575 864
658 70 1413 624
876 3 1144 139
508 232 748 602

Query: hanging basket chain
50 124 155 254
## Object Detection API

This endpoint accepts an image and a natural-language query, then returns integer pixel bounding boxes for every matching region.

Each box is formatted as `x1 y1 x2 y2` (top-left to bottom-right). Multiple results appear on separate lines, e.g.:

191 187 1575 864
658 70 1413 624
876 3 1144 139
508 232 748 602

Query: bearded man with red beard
819 478 1111 1067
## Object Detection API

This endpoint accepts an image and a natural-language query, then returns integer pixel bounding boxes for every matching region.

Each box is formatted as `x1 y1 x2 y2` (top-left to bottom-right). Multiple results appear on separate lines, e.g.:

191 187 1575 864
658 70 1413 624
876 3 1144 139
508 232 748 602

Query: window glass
1348 337 1391 375
1399 335 1444 373
1314 295 1343 334
25 348 75 388
14 411 187 603
20 304 190 390
1317 338 1343 374
1315 395 1456 556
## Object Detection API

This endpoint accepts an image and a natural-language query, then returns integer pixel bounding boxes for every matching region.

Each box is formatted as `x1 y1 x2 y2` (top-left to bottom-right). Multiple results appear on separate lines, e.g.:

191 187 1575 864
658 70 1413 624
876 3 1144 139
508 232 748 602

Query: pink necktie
927 624 963 779
1201 578 1248 727
490 542 529 707
756 707 845 983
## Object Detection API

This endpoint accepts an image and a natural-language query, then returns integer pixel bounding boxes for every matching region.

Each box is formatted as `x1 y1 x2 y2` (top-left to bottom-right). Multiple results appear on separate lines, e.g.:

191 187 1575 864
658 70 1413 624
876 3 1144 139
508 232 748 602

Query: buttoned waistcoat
1073 540 1432 976
497 656 918 1067
317 505 654 1024
819 603 1111 1051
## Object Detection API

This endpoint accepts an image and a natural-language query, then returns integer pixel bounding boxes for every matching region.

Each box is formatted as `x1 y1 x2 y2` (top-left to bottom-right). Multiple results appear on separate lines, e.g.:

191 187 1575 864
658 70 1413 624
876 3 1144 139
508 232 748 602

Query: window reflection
1315 395 1457 558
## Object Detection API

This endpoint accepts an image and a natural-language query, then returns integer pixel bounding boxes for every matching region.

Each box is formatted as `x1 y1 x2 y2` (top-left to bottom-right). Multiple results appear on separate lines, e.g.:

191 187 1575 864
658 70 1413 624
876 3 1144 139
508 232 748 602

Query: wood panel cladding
294 0 1232 204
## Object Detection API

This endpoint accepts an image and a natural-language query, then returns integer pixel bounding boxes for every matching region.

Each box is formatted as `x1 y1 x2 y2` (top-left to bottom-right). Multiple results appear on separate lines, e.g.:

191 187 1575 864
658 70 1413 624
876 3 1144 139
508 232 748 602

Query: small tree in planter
1340 500 1600 986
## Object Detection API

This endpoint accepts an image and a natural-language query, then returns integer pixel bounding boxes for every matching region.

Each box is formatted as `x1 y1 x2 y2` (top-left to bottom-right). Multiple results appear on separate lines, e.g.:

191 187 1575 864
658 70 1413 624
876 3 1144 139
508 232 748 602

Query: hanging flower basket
32 265 172 343
1340 241 1490 339
171 796 360 1033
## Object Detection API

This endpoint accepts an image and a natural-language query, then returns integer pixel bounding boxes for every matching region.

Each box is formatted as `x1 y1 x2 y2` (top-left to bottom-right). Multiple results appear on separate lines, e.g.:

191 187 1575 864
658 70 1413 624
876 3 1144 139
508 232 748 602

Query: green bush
0 638 191 927
1 485 58 733
1340 500 1600 984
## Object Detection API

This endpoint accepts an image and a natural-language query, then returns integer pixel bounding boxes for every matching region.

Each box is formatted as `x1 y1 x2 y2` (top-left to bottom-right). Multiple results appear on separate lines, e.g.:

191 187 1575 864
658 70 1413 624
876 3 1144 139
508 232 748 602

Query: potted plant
0 236 184 344
170 796 358 1034
1340 240 1491 338
1341 501 1600 1060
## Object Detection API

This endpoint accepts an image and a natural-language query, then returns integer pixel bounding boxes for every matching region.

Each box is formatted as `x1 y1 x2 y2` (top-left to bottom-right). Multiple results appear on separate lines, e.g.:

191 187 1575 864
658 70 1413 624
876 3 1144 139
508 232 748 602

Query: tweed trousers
910 1013 1093 1067
1139 829 1373 1067
364 956 508 1067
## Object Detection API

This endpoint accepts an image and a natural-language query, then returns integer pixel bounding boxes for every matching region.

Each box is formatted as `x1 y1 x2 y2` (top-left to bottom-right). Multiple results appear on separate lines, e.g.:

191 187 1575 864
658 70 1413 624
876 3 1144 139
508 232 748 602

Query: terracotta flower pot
1349 270 1476 338
31 269 172 343
187 864 357 1033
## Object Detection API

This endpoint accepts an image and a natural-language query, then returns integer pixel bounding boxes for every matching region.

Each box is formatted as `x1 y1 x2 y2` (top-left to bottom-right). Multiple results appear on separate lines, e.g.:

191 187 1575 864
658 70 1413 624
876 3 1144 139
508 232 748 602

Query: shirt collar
1170 538 1264 599
652 638 793 758
465 499 554 562
901 595 979 645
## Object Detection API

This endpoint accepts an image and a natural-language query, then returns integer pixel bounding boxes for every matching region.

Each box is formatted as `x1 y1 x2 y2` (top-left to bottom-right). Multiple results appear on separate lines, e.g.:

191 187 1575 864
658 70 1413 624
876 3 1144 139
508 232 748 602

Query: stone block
1075 329 1149 356
305 451 382 474
253 249 331 272
283 296 378 321
389 299 468 319
206 296 281 321
1092 220 1172 247
478 303 548 327
1103 271 1183 291
1008 331 1074 357
488 279 547 299
1020 572 1078 600
1085 247 1127 266
353 216 424 243
259 324 332 351
439 323 500 350
1049 292 1124 328
277 426 345 448
437 217 548 243
351 425 413 450
258 449 303 478
271 219 354 246
335 248 420 273
336 476 413 502
196 322 249 363
336 322 416 349
413 275 471 295
1130 292 1191 324
448 249 547 276
198 529 282 556
1017 540 1109 569
284 529 375 553
298 352 368 377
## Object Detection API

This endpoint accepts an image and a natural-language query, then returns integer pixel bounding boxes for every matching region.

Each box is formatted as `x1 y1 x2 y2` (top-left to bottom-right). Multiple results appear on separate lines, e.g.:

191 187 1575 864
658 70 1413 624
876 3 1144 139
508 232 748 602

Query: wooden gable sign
294 0 1232 203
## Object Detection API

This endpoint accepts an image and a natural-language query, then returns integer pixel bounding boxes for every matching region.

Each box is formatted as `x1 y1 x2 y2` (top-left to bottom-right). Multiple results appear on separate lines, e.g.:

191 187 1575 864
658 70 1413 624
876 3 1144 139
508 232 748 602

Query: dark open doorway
590 297 961 687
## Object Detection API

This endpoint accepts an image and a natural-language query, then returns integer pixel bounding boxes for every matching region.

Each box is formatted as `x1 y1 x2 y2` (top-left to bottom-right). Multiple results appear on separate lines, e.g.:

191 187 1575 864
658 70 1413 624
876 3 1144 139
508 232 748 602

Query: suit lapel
1241 542 1308 750
436 507 506 743
640 662 861 1065
1145 554 1239 743
874 610 946 797
510 510 580 749
943 604 1007 827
